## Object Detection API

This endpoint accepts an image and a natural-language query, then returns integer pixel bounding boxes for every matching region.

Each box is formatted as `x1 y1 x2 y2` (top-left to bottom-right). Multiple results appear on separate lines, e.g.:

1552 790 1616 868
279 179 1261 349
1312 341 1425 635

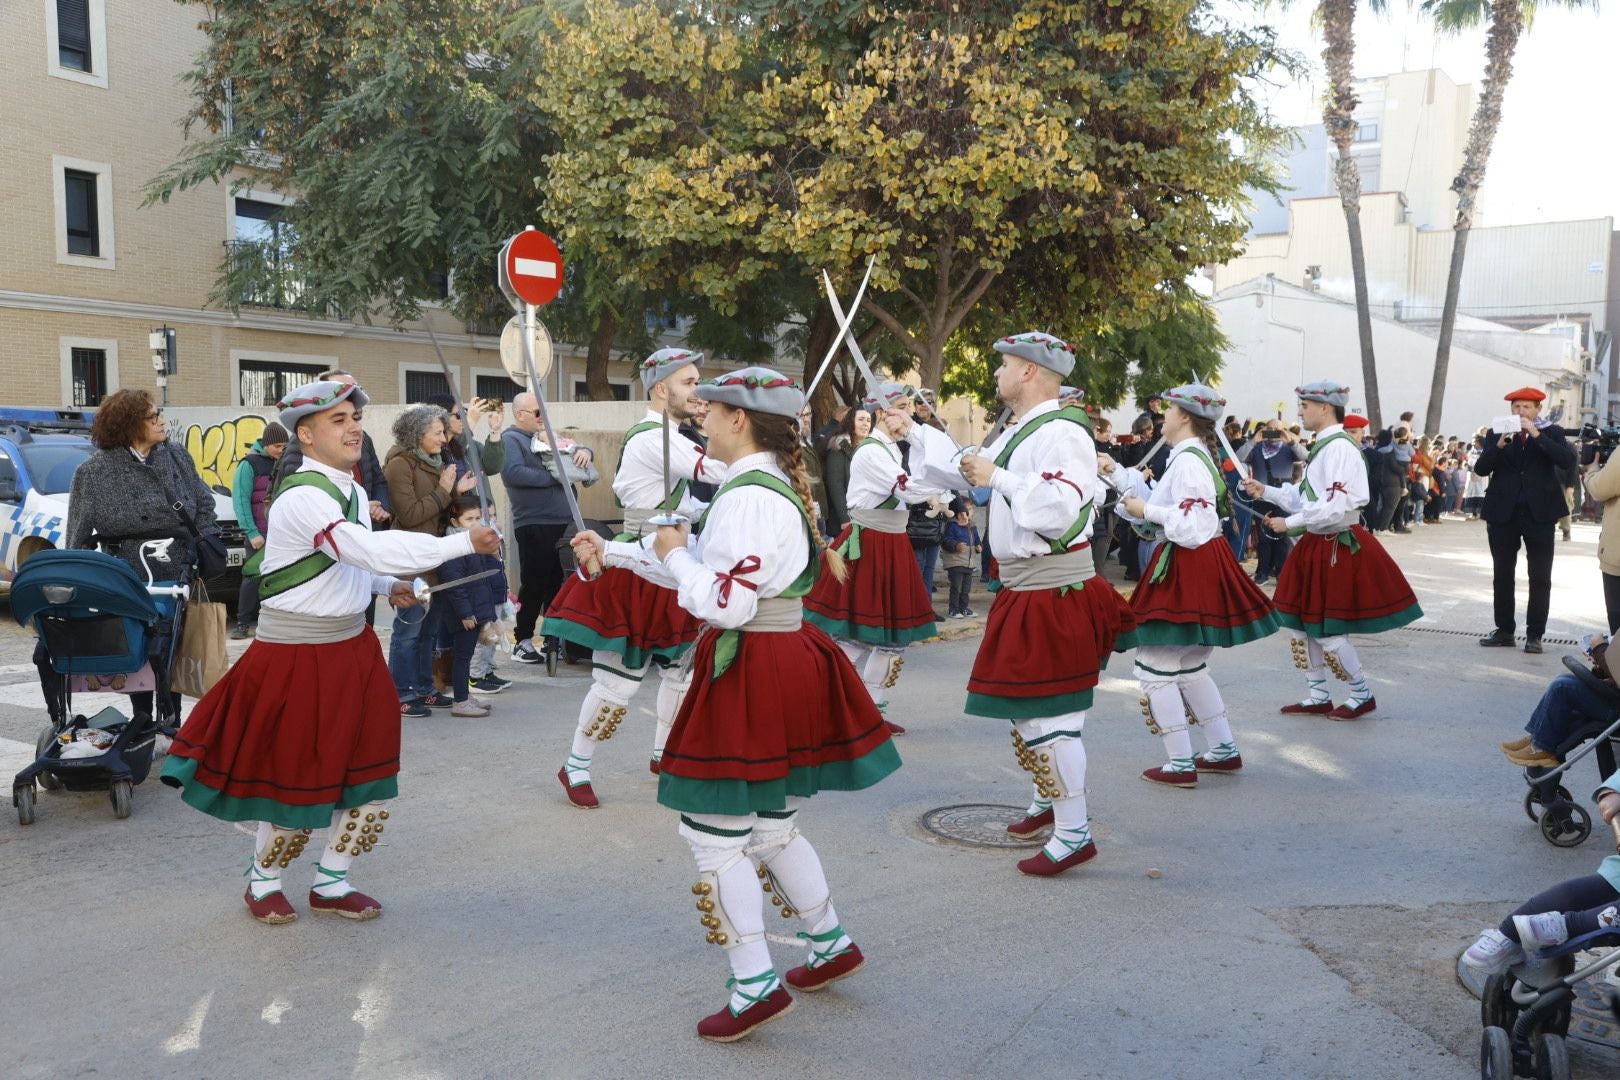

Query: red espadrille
1279 701 1334 716
1141 765 1197 788
1328 697 1376 720
557 766 599 809
696 986 794 1043
244 887 297 925
1194 753 1243 774
786 944 865 992
308 890 382 920
883 720 907 736
1006 807 1054 838
649 758 661 776
1017 841 1098 877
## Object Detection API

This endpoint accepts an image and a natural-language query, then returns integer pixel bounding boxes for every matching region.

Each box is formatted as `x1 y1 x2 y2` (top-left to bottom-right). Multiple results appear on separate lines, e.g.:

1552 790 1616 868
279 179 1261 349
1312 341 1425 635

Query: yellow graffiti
183 415 268 493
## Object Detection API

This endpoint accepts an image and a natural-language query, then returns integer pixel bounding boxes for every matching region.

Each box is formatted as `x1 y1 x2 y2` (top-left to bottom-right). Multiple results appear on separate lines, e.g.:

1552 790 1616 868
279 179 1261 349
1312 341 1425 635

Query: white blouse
613 409 728 515
1105 439 1221 549
983 399 1098 559
844 428 947 511
1259 425 1368 534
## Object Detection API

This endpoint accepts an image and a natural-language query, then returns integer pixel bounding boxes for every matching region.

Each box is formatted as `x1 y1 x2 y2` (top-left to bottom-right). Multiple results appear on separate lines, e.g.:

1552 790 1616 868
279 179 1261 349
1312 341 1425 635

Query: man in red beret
1475 387 1575 655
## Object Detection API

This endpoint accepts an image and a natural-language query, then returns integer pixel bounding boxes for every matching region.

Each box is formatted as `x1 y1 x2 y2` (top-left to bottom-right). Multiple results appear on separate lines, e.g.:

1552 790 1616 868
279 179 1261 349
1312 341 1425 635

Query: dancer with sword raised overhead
803 268 950 735
544 348 727 805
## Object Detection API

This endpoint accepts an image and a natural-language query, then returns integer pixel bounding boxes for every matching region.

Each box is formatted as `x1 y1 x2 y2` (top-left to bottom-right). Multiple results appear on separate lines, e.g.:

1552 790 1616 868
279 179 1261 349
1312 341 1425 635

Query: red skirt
542 566 704 668
804 526 937 646
656 621 901 816
159 628 400 829
1126 538 1281 648
966 578 1137 720
1273 526 1423 637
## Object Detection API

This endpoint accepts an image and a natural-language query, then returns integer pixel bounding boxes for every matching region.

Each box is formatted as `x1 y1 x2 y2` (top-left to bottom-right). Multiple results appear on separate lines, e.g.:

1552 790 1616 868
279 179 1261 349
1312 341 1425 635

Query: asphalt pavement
2 517 1617 1079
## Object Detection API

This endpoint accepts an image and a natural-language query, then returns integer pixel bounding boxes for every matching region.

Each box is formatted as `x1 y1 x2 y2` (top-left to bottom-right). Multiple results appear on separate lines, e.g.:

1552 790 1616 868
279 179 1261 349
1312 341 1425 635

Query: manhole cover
1457 951 1620 1058
919 803 1041 848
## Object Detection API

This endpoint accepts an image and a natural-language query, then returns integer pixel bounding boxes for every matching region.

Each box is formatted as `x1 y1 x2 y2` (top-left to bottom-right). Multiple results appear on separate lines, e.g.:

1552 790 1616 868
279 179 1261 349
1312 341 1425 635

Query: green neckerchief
257 472 361 600
694 469 817 679
992 405 1094 555
611 420 688 518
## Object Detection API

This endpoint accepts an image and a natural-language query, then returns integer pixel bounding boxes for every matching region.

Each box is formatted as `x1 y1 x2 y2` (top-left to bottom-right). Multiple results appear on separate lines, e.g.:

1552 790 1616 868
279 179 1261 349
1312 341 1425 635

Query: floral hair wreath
999 332 1076 355
642 351 693 369
1295 385 1350 398
704 373 797 391
277 387 348 411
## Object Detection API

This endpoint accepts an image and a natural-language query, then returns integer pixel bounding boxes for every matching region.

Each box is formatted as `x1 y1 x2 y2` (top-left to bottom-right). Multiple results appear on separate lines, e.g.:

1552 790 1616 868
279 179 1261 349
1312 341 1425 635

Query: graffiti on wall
167 414 268 494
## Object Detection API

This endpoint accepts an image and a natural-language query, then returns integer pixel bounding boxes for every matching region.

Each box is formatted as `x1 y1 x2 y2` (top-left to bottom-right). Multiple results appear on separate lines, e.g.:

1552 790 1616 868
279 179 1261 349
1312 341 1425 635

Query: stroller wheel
1523 785 1572 822
1481 974 1518 1031
34 725 62 791
15 784 36 826
1538 801 1591 848
109 780 132 820
1531 1032 1569 1080
1479 1026 1512 1080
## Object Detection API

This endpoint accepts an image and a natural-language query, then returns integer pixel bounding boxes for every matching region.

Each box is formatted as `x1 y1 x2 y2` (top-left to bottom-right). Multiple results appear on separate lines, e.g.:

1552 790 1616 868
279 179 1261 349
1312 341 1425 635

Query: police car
0 408 247 607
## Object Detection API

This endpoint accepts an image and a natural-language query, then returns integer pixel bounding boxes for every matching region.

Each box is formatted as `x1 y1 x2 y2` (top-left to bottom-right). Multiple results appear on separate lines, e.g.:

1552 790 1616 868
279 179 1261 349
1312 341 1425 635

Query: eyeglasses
145 411 163 421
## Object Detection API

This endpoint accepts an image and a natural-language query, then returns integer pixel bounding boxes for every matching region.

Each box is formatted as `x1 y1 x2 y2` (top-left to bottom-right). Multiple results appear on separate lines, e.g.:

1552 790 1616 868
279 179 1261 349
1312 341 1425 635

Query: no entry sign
499 228 564 307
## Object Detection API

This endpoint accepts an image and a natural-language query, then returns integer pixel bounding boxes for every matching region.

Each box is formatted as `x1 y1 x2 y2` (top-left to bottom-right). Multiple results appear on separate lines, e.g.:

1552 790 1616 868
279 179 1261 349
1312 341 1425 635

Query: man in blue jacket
502 391 594 662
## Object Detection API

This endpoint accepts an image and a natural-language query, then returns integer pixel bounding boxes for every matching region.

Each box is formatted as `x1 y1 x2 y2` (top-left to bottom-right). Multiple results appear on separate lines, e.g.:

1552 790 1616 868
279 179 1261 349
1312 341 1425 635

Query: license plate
227 549 244 567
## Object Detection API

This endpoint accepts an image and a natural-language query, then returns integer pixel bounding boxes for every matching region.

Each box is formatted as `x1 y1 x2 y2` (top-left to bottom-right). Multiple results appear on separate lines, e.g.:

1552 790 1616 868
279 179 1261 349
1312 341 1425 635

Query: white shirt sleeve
1143 453 1219 548
278 488 474 577
989 425 1094 539
1285 440 1369 531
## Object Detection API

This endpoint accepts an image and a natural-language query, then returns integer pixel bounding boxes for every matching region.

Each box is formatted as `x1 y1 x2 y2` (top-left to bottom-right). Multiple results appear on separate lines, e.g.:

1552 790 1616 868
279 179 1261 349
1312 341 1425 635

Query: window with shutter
64 169 99 257
57 0 92 72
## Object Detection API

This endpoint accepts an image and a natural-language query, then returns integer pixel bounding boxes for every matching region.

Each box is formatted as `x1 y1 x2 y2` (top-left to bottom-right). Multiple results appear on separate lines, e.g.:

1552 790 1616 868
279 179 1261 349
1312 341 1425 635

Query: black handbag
153 445 230 579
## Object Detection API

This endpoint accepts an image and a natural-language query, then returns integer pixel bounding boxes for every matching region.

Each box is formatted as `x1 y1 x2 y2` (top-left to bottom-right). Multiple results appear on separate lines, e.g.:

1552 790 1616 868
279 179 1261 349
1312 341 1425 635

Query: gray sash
255 608 368 644
998 547 1095 592
848 506 909 534
741 596 804 633
620 506 657 538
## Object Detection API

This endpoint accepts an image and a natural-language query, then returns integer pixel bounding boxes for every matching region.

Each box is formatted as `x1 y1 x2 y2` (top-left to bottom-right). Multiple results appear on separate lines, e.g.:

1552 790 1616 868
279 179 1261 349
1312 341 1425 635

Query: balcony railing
223 239 319 313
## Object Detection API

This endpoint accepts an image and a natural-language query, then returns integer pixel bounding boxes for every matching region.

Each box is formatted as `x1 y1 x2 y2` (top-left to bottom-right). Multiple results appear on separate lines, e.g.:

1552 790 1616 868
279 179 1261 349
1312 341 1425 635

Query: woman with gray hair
384 404 477 715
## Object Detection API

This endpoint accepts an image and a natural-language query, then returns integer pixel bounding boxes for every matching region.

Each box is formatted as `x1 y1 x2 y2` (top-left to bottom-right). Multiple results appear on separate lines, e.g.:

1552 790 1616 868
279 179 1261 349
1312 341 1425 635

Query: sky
1216 1 1619 227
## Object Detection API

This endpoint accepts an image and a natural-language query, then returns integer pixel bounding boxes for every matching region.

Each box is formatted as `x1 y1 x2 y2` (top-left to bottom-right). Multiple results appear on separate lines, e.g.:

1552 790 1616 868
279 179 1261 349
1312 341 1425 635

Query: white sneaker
1462 929 1524 974
450 699 492 718
1512 911 1570 951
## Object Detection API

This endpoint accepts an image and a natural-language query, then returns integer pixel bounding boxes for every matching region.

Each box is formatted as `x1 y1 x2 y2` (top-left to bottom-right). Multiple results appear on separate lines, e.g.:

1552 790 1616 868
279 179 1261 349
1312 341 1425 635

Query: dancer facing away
570 367 901 1042
1240 381 1423 720
544 348 726 806
161 380 500 924
1100 382 1280 788
805 382 948 735
957 333 1138 876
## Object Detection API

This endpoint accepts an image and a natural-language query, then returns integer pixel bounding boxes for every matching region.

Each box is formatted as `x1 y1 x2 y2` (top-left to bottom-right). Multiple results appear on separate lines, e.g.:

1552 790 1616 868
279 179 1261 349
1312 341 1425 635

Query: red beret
1504 386 1546 403
1343 414 1369 429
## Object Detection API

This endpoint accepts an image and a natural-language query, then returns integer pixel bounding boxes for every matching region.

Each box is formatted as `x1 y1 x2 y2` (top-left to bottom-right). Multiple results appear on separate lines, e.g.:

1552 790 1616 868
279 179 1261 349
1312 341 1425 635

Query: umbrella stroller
10 542 189 825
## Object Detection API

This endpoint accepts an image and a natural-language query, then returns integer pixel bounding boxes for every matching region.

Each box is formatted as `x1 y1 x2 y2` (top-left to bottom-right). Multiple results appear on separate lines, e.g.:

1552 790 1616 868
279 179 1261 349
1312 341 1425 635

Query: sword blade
660 410 674 511
820 270 895 410
519 303 592 546
976 406 1012 453
425 567 504 594
423 323 493 524
803 257 876 402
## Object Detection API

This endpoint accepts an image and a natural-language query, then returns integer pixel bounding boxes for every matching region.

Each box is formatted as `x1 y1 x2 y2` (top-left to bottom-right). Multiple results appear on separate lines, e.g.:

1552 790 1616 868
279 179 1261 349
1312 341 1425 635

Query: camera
1579 422 1620 467
1262 428 1283 441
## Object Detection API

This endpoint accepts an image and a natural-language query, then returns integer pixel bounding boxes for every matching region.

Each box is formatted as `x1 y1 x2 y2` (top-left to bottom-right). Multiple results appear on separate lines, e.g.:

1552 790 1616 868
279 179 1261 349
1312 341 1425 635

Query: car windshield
20 443 94 495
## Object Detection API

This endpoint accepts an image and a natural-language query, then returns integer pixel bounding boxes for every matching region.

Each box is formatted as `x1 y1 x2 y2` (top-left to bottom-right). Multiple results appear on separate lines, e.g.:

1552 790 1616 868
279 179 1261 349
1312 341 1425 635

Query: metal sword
518 299 600 579
423 322 493 525
803 257 877 402
645 408 686 528
820 269 900 411
410 567 505 606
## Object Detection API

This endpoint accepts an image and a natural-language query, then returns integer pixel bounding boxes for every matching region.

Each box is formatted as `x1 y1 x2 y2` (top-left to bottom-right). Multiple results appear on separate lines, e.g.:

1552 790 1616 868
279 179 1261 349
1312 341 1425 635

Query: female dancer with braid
570 368 900 1042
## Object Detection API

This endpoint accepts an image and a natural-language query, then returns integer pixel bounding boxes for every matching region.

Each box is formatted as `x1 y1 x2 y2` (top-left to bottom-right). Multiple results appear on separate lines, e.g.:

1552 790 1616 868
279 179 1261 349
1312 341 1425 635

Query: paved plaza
2 520 1618 1079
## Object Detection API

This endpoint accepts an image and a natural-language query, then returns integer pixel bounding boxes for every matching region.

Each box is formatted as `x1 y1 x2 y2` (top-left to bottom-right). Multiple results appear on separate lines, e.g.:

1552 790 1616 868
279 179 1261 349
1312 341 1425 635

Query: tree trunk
803 304 840 431
1423 0 1521 437
1344 202 1383 431
583 307 617 401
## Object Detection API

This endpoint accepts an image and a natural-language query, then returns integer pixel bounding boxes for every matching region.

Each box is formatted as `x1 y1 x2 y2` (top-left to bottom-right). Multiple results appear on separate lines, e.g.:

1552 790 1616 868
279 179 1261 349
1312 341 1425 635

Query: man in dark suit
1474 386 1576 654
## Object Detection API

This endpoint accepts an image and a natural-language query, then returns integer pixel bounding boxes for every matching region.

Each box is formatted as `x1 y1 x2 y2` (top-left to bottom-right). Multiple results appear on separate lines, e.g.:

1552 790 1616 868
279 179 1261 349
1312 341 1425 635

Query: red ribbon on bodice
1041 470 1084 498
314 519 346 558
715 555 762 608
1177 497 1211 515
1323 481 1349 502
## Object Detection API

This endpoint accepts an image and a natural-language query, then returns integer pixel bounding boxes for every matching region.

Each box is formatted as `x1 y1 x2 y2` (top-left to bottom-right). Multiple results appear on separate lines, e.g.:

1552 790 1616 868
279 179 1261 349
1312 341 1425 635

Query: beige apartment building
0 0 733 411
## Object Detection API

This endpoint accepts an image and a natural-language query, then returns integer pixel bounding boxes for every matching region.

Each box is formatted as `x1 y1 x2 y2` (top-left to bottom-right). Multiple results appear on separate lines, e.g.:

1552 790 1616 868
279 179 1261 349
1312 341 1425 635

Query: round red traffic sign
503 229 564 307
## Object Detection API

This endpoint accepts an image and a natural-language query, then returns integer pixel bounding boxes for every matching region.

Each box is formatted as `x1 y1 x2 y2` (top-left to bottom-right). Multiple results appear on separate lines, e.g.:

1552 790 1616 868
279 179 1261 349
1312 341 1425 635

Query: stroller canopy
11 549 161 628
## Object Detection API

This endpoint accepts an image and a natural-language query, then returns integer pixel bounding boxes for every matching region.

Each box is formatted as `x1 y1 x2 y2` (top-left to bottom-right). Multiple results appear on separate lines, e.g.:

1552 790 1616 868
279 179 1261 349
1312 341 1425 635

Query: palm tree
1319 0 1384 429
1420 0 1592 436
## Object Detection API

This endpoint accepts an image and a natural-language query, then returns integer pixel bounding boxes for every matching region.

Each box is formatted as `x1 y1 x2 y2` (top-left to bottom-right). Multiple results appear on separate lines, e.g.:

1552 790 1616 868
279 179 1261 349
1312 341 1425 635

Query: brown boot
1499 735 1532 754
1506 744 1559 768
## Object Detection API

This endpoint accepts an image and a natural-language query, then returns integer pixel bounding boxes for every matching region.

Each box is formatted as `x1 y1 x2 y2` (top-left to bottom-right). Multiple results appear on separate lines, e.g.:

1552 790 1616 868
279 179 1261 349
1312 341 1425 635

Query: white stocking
653 665 690 763
564 658 641 781
679 815 778 1012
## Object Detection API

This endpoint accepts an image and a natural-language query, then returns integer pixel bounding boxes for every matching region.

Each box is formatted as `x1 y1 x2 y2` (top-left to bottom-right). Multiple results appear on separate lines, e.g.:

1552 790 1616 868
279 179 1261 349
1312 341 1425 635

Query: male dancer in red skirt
162 380 500 923
959 333 1138 876
1100 382 1280 788
1241 380 1422 719
805 382 947 734
544 348 723 805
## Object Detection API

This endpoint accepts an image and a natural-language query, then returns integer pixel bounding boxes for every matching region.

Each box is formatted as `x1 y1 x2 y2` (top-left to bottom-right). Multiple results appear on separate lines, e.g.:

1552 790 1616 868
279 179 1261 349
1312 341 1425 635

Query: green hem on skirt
1276 602 1423 639
160 756 399 829
804 611 938 648
539 617 693 669
656 741 902 816
965 688 1094 720
1116 613 1282 650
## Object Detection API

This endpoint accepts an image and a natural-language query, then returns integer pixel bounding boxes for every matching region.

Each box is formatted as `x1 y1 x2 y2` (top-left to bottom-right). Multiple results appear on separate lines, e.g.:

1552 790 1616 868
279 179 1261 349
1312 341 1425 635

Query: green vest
257 472 362 601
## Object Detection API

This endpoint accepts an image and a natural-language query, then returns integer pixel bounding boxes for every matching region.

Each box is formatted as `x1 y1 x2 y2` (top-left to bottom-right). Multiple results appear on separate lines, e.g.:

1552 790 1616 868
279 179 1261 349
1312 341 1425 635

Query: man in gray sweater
502 392 595 661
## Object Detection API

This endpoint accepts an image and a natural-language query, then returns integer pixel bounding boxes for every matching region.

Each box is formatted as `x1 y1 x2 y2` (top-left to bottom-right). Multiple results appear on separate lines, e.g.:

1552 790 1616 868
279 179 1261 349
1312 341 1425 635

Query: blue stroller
10 542 188 825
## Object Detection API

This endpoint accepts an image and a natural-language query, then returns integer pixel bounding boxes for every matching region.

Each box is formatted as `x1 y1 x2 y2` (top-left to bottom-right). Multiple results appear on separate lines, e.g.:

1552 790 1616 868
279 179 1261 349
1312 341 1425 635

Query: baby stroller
1478 818 1620 1079
10 541 189 825
1521 655 1620 848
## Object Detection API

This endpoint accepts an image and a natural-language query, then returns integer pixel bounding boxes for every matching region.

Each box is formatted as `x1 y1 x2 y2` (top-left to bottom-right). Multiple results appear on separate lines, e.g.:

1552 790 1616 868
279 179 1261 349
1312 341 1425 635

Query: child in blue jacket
438 500 508 717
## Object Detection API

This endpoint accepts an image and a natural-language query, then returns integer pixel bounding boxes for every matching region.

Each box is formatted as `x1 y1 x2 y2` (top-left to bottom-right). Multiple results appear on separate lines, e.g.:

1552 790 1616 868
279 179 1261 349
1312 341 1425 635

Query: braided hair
746 410 849 584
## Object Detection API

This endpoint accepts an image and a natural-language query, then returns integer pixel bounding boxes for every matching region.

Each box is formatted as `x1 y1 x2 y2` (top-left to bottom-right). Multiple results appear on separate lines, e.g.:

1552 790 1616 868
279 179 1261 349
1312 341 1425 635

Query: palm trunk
1344 200 1382 431
1423 0 1522 437
583 307 618 401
